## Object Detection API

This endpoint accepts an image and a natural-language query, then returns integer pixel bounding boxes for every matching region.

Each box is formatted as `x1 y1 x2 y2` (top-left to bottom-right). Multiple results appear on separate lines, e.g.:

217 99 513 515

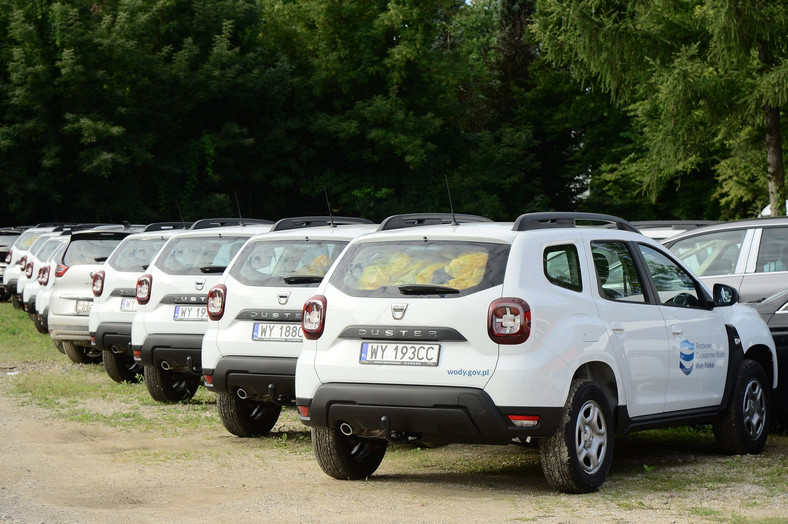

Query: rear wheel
713 359 770 455
53 340 65 354
216 393 281 437
103 350 143 383
540 380 614 493
62 341 102 364
11 294 22 309
312 426 387 480
29 312 48 334
144 365 200 403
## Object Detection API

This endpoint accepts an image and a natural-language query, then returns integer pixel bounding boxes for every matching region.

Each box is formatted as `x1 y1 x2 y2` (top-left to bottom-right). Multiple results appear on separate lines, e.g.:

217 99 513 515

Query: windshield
229 239 349 287
154 236 249 275
329 240 509 297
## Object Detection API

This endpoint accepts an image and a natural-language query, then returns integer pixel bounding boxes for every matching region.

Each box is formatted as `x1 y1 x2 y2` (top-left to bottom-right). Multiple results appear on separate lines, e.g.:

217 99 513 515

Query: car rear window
63 238 124 266
154 236 249 275
108 237 169 272
329 240 509 297
229 239 349 287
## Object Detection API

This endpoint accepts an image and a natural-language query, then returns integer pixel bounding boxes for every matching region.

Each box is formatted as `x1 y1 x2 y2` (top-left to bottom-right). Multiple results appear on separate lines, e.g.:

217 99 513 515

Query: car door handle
611 322 624 333
671 325 682 335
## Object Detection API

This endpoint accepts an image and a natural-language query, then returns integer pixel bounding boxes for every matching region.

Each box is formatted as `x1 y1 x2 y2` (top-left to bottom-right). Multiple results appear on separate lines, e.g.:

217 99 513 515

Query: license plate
252 323 303 342
359 342 440 366
173 305 207 321
120 298 138 312
74 300 93 314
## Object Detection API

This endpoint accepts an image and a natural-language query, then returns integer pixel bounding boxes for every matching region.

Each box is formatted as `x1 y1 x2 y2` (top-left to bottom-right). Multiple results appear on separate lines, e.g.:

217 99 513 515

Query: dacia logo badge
194 279 206 291
391 303 408 320
278 291 290 305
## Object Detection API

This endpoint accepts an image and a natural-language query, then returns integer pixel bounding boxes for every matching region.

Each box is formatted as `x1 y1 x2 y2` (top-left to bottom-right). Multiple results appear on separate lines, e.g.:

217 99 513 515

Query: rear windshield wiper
283 275 324 284
94 257 108 262
200 265 227 274
398 284 459 295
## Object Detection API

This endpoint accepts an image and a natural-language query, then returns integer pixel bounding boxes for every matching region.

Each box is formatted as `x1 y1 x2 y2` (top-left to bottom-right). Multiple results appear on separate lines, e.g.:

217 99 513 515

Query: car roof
662 216 788 244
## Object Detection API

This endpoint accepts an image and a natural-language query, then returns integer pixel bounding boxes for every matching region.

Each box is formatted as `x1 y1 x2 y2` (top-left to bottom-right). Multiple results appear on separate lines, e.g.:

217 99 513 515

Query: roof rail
144 222 193 232
271 216 374 232
378 213 492 231
512 212 639 233
189 218 274 230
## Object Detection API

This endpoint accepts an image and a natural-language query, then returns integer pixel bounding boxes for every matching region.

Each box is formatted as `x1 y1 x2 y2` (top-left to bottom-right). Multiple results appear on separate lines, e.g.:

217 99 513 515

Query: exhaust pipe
160 361 170 370
339 422 353 436
237 388 248 400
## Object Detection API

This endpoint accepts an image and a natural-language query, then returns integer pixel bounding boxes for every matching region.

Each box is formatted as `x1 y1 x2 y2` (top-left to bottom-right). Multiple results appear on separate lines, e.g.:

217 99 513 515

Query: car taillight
24 261 34 279
487 298 531 344
302 295 327 340
18 255 27 269
136 274 152 304
55 263 69 277
4 250 11 264
206 284 227 320
38 266 50 286
92 270 105 297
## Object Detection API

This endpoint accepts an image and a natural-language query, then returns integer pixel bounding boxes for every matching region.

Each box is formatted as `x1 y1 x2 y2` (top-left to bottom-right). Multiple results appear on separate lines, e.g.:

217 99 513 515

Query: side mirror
713 283 739 307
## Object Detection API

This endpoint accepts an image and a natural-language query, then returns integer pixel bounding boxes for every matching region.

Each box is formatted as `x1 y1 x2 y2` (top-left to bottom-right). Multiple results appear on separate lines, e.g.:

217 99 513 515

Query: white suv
131 220 273 403
201 217 376 437
295 212 777 493
3 224 64 309
22 234 69 332
48 227 140 364
89 223 190 383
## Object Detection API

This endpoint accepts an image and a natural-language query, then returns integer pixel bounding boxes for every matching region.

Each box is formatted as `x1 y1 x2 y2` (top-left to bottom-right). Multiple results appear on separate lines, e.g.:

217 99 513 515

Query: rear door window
755 227 788 273
330 240 509 297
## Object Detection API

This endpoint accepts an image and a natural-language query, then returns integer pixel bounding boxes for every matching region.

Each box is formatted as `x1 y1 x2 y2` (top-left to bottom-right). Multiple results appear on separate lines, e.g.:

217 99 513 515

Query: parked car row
2 212 785 494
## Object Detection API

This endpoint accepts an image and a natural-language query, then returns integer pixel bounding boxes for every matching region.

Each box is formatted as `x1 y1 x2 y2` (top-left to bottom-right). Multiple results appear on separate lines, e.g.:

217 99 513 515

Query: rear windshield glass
330 240 509 297
63 238 123 266
230 239 349 287
154 236 249 275
0 234 21 247
108 237 169 272
36 239 66 262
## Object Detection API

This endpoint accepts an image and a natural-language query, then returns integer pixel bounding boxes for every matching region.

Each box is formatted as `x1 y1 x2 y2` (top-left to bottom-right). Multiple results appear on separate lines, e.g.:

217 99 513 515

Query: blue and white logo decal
679 340 695 375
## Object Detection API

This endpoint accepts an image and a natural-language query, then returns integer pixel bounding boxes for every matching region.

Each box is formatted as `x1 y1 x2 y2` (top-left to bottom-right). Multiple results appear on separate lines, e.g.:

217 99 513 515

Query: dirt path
1 384 787 523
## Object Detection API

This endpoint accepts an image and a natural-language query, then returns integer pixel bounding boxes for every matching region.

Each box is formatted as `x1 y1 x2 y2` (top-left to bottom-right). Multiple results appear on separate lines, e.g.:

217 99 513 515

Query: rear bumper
132 333 205 375
48 315 90 341
204 355 297 402
91 322 132 353
297 383 562 444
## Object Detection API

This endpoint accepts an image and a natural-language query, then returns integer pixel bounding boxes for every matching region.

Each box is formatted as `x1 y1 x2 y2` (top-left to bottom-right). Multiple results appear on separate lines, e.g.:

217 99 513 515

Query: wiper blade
200 265 226 274
398 284 459 295
94 257 108 262
283 275 323 284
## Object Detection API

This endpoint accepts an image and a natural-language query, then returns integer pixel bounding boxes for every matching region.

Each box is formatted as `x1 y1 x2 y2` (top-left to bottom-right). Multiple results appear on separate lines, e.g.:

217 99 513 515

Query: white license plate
74 300 93 314
120 298 138 312
173 305 207 321
252 323 303 342
359 342 440 366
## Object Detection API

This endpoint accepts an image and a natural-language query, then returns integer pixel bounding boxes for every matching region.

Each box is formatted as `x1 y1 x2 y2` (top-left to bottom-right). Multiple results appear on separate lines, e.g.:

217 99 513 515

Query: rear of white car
22 236 69 332
3 225 61 308
89 223 190 383
201 217 376 436
48 228 138 363
131 222 272 402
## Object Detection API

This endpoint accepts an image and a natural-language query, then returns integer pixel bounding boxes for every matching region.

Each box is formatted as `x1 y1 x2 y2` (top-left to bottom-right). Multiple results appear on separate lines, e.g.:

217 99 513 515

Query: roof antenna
445 174 457 225
234 191 245 226
175 200 185 222
323 187 336 227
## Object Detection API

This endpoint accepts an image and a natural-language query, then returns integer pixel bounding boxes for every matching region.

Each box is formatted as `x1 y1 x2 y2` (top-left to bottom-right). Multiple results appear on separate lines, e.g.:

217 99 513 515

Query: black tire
62 341 102 364
216 392 281 437
11 294 22 309
29 312 48 334
103 350 143 383
312 426 388 480
54 340 65 354
144 365 200 403
539 380 614 493
713 359 770 455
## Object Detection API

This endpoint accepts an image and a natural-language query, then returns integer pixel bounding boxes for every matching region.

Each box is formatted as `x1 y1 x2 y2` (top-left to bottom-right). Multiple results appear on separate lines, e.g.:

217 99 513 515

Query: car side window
590 242 646 302
755 227 788 273
544 244 582 292
639 244 703 308
667 229 745 276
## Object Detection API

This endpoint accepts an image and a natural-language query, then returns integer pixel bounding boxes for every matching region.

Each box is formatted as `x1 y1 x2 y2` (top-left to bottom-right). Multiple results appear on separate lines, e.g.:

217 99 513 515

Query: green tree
533 0 788 218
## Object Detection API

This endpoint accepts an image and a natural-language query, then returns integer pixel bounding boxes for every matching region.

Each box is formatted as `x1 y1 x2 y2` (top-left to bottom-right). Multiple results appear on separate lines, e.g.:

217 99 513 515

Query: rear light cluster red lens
302 295 327 340
487 297 531 344
18 255 27 269
136 274 152 304
24 262 34 279
4 250 11 264
92 270 105 297
38 266 50 286
55 263 69 277
206 284 227 321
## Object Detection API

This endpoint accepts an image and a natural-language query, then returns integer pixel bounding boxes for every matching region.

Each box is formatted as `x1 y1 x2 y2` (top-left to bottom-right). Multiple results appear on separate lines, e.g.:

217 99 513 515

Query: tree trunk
764 104 786 216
